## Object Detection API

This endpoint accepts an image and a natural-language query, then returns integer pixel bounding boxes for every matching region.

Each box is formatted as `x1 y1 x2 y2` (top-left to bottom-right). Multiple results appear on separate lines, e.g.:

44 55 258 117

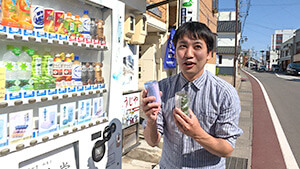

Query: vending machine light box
0 0 125 168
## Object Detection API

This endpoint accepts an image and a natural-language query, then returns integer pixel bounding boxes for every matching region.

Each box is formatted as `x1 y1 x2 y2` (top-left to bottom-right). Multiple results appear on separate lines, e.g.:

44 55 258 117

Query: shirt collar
179 70 207 90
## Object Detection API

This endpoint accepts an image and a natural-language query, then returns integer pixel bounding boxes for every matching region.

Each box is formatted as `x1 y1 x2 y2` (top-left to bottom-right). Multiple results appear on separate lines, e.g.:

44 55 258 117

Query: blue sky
219 0 300 55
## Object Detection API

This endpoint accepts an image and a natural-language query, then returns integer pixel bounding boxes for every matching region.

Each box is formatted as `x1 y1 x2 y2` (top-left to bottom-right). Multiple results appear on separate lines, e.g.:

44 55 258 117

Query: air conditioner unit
131 15 147 45
124 13 135 42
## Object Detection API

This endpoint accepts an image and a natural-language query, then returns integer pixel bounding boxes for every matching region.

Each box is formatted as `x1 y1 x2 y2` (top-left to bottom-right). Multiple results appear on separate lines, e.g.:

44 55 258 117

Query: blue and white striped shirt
157 70 243 169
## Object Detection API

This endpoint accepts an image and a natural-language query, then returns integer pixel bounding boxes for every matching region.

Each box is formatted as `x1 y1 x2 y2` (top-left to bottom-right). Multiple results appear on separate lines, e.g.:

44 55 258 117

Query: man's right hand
141 89 162 124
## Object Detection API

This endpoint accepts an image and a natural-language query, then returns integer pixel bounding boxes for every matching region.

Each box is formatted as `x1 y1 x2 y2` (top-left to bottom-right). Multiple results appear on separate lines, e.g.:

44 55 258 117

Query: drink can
30 5 44 30
54 11 65 34
144 80 161 103
175 91 190 116
44 8 55 33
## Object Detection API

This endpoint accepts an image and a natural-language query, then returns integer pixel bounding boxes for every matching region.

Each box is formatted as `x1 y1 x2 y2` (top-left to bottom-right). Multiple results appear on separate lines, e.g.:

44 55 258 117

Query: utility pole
233 0 239 87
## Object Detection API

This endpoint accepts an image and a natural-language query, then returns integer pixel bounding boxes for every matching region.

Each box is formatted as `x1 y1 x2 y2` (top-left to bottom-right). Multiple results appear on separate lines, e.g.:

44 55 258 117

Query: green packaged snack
175 91 190 116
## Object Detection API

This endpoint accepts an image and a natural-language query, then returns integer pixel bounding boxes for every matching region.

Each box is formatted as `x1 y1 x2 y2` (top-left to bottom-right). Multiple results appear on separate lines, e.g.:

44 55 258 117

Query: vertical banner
180 0 198 26
163 28 176 69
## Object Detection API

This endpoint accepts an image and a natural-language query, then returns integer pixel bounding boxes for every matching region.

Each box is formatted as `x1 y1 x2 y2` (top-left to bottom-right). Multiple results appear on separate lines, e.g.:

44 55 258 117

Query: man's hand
173 107 234 157
141 89 162 147
141 89 162 124
173 107 201 138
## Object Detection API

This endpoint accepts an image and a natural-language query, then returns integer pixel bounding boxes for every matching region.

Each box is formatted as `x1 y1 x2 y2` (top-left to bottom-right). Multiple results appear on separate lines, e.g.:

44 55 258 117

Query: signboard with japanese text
19 144 77 169
122 92 140 127
180 0 198 26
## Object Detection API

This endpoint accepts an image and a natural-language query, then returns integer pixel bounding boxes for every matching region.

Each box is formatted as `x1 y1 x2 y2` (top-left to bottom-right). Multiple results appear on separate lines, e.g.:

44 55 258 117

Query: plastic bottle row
0 46 105 94
0 0 106 43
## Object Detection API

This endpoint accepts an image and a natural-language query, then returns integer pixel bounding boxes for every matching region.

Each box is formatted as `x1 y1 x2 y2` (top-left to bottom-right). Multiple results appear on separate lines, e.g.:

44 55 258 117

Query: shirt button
191 147 194 151
185 136 189 140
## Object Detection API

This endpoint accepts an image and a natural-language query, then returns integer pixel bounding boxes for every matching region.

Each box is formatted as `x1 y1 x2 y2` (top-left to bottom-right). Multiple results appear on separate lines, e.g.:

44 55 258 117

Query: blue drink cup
144 80 161 103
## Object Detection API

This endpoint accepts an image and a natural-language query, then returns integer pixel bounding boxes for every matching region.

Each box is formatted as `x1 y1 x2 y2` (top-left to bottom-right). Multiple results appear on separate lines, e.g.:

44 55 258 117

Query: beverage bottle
44 8 55 33
54 11 65 35
18 47 33 90
3 46 21 92
72 56 82 86
94 62 104 84
87 62 95 85
74 15 83 37
42 51 53 77
2 0 19 28
90 18 97 40
17 0 33 30
82 10 91 38
81 62 88 85
96 20 105 40
31 51 42 77
31 51 45 90
53 53 63 87
63 53 73 87
42 51 56 89
64 12 74 36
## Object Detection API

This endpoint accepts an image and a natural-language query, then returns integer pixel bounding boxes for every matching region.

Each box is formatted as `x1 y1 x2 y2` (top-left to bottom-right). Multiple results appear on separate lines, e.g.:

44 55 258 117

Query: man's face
175 35 212 81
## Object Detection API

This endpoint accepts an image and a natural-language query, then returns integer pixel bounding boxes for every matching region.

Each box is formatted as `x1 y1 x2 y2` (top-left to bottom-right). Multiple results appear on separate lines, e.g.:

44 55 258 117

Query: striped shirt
157 70 243 169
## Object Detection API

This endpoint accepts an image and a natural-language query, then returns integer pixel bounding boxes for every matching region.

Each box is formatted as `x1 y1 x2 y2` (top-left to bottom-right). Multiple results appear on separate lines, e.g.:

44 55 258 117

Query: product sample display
144 80 161 103
175 91 190 116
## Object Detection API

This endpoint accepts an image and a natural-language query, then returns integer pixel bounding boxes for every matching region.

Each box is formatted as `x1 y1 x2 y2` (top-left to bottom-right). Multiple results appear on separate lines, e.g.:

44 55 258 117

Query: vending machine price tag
9 27 22 34
0 25 7 33
77 86 84 92
59 88 67 94
84 85 92 91
23 30 35 36
37 90 47 97
99 84 105 89
68 87 76 93
92 84 99 90
9 92 22 100
48 89 58 95
23 91 35 98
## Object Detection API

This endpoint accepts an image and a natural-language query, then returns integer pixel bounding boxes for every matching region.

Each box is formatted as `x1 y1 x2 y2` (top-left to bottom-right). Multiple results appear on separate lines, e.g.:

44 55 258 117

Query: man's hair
173 22 215 53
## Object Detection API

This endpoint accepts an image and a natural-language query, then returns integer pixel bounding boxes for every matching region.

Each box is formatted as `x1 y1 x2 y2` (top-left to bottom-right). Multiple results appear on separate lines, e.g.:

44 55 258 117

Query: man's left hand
173 107 201 138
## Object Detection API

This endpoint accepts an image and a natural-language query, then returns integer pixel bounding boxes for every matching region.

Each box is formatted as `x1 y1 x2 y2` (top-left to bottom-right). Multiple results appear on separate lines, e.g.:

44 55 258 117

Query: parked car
258 65 266 72
286 63 300 75
271 64 280 72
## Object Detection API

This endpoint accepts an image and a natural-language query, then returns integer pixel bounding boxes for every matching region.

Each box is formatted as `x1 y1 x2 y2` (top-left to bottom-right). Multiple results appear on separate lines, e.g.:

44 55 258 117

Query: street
248 70 300 167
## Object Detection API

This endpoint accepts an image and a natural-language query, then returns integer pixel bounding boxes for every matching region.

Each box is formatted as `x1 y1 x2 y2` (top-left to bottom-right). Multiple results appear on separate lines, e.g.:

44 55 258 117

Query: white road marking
244 70 299 169
275 73 300 80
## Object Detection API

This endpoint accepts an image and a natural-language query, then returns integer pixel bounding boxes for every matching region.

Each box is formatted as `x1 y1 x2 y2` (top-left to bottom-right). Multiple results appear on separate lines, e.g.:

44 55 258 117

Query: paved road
248 70 300 167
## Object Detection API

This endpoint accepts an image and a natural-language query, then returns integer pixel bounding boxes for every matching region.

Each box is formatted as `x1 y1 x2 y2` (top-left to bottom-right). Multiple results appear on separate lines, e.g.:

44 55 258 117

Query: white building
216 11 241 75
271 29 295 51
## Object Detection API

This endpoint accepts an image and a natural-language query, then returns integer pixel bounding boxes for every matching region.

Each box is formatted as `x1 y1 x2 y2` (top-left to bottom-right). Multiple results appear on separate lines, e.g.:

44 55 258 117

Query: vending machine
0 0 125 168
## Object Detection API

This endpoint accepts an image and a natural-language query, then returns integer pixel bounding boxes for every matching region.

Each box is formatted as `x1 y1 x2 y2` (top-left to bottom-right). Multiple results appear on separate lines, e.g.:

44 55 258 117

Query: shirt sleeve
215 88 243 148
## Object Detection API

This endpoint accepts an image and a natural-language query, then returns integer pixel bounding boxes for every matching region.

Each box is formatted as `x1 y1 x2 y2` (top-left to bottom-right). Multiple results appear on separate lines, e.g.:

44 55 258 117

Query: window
219 55 222 64
130 16 134 31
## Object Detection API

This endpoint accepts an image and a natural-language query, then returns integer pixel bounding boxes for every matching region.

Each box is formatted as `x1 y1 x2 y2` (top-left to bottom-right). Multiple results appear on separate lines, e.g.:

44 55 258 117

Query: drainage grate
226 157 248 169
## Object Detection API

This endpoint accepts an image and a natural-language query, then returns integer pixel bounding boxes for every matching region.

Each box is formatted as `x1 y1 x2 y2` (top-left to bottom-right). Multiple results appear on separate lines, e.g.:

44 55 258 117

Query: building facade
216 11 241 75
271 29 295 51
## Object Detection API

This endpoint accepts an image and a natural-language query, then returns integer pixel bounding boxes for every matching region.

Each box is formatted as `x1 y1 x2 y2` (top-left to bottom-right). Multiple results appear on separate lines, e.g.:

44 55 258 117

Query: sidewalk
122 70 253 169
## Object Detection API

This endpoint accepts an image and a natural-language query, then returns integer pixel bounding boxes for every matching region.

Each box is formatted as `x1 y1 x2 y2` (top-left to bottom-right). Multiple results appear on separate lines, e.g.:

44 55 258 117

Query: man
141 22 243 169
